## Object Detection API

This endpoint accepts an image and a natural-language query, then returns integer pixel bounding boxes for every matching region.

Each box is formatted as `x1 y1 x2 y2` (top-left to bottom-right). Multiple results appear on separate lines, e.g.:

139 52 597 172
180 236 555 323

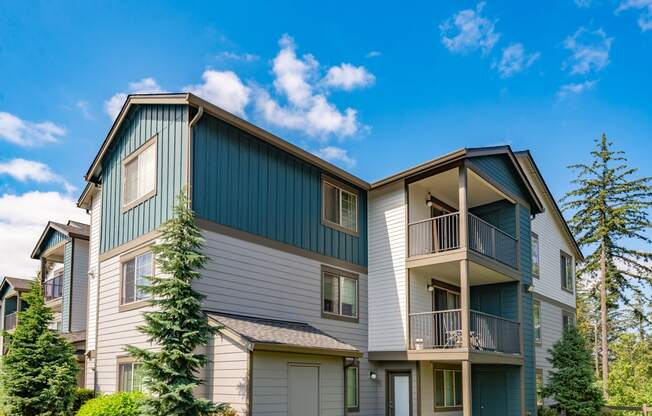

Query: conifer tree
1 281 78 415
562 134 652 396
543 326 604 416
127 192 223 416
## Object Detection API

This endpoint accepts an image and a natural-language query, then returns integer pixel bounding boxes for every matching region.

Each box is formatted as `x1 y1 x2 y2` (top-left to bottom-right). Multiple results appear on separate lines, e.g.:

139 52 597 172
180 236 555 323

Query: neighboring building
30 220 90 386
0 276 33 353
68 92 576 416
515 152 582 407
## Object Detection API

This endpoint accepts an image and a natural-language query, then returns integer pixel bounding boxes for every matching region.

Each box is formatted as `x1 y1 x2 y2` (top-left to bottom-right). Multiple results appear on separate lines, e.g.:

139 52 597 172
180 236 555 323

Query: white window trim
117 358 142 392
321 175 359 236
122 135 158 212
560 250 574 293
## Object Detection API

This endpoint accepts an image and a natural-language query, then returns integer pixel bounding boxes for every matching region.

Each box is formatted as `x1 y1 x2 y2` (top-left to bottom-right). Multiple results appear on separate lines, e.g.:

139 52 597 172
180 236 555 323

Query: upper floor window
434 368 462 409
533 300 541 343
562 311 575 332
322 177 358 234
531 232 540 278
122 251 153 305
322 266 358 321
123 137 157 209
560 251 573 292
118 360 143 392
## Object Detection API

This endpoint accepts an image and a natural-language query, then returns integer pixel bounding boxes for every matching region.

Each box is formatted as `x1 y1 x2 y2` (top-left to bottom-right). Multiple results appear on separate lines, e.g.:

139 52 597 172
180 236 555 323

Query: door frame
386 370 413 416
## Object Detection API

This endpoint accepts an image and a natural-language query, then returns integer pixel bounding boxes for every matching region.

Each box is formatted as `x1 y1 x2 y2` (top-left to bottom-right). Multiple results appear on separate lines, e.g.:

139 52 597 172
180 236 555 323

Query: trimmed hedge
76 392 144 416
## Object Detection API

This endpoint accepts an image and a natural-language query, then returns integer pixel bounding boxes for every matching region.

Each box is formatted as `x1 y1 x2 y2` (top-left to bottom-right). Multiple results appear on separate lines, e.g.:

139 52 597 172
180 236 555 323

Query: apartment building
58 92 577 416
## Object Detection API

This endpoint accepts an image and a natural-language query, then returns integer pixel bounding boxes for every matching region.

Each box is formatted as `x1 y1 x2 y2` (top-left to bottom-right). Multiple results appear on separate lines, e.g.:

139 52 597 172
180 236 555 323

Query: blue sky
1 0 651 275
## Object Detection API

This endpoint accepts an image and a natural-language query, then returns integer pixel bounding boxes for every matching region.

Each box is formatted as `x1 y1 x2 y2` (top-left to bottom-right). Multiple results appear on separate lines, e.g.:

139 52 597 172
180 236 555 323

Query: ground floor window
346 364 359 411
536 369 544 406
118 361 143 392
434 368 462 408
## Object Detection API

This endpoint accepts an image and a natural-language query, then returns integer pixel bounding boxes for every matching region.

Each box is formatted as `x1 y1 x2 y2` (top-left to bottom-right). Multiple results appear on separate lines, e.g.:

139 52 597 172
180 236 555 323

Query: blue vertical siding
470 281 518 320
470 200 516 237
192 113 368 267
100 104 188 253
519 203 537 415
61 241 72 332
36 229 68 257
471 155 528 202
472 364 522 416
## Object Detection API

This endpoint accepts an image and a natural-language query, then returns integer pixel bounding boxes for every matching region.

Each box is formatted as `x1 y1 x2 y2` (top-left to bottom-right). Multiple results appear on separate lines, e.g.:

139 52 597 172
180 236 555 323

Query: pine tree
1 280 79 416
126 192 223 416
562 134 652 397
543 326 604 416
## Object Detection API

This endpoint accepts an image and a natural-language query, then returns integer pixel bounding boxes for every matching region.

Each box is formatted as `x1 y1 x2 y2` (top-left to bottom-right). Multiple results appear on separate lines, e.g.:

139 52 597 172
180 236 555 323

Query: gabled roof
31 220 90 259
82 93 370 190
0 276 34 299
514 151 583 260
371 145 544 214
207 311 362 357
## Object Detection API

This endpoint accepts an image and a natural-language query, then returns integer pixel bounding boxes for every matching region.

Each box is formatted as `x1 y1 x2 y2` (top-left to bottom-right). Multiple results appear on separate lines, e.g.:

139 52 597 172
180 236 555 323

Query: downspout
187 105 204 206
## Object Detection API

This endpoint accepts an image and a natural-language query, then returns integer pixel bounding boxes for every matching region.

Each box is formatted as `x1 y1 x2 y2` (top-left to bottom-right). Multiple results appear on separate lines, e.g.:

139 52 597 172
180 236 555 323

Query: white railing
4 312 17 330
408 212 460 257
468 213 518 268
409 309 520 354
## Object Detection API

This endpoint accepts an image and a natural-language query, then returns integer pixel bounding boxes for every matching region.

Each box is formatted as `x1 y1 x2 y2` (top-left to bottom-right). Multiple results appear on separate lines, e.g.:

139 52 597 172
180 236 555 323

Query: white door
288 364 319 416
389 372 411 416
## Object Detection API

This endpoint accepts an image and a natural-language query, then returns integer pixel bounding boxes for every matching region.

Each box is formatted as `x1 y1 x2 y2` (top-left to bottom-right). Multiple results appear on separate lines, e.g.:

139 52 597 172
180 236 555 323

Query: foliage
211 406 237 416
562 134 652 392
74 388 98 412
76 392 144 416
543 326 604 416
538 407 559 416
0 281 79 416
126 191 223 416
607 333 652 415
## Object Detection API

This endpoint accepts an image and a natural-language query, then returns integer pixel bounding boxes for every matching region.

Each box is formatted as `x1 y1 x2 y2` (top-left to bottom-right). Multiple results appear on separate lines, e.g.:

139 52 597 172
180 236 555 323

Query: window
118 361 143 392
434 369 462 408
345 364 359 411
533 300 541 343
532 233 540 278
322 267 358 321
560 251 573 292
432 284 461 311
536 369 544 406
562 311 575 332
322 178 358 234
123 138 157 208
122 252 153 305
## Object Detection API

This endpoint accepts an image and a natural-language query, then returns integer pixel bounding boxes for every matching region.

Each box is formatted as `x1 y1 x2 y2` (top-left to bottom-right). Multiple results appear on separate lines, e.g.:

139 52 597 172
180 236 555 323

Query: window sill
435 406 463 412
119 300 151 313
321 311 359 323
347 407 360 413
122 190 156 214
560 286 574 294
321 218 359 237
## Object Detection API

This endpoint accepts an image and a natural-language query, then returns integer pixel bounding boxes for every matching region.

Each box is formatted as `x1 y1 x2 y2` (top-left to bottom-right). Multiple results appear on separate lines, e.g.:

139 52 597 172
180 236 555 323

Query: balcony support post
460 259 470 349
462 359 472 416
459 163 468 249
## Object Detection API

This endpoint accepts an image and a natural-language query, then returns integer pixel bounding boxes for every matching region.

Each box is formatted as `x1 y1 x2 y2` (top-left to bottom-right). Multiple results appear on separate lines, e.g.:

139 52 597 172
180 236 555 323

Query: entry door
473 372 507 416
388 372 411 416
288 364 319 416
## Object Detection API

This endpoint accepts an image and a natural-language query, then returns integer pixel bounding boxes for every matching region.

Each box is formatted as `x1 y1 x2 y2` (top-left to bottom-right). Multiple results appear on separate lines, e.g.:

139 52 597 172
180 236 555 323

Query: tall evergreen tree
562 134 652 397
543 327 604 416
127 192 223 416
607 333 652 412
1 281 79 416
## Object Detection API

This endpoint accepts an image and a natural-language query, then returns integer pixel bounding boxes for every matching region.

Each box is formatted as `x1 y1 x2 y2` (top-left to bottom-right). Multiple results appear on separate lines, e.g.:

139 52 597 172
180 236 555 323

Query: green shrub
73 388 97 412
211 406 238 416
538 407 559 416
76 392 144 416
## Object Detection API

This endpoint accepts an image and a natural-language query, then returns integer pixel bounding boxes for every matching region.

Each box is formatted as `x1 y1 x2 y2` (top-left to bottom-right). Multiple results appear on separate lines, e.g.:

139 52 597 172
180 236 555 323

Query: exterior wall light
369 371 377 381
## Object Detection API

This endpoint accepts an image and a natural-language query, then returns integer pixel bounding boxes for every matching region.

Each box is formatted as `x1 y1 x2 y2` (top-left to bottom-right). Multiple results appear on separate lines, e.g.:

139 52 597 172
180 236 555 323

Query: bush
76 392 144 416
211 406 238 416
74 388 97 412
538 407 559 416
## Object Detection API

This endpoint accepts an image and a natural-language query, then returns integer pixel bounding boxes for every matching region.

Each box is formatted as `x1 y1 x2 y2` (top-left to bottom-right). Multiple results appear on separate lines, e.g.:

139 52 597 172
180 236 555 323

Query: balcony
408 212 517 269
4 312 17 331
44 275 63 302
409 309 520 354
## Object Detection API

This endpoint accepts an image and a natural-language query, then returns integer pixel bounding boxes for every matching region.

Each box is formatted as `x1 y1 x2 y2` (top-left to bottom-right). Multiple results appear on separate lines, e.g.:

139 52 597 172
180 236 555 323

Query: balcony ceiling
411 260 514 287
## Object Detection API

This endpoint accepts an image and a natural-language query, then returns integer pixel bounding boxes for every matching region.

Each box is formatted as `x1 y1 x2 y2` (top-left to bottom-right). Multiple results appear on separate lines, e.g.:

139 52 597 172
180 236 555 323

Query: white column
462 359 472 416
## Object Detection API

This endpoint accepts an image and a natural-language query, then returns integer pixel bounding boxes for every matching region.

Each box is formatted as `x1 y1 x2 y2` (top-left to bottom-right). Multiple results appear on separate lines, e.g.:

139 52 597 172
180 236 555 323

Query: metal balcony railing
468 213 518 268
4 312 17 330
409 309 520 354
44 275 63 302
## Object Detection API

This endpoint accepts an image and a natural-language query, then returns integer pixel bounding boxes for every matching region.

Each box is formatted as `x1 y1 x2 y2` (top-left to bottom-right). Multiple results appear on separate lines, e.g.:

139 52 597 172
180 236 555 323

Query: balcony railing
4 312 17 330
407 212 518 268
408 212 460 257
468 213 518 268
44 276 63 302
409 309 520 354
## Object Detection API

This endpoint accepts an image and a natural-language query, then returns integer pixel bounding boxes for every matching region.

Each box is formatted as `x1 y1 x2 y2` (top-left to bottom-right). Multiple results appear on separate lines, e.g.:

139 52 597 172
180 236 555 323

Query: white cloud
314 146 356 169
184 70 251 116
0 112 66 147
104 77 166 119
0 158 76 194
440 2 500 55
0 191 88 277
323 63 375 90
253 34 366 138
563 27 613 75
556 80 597 99
217 51 260 62
616 0 652 31
76 100 93 120
493 43 540 78
365 51 382 58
